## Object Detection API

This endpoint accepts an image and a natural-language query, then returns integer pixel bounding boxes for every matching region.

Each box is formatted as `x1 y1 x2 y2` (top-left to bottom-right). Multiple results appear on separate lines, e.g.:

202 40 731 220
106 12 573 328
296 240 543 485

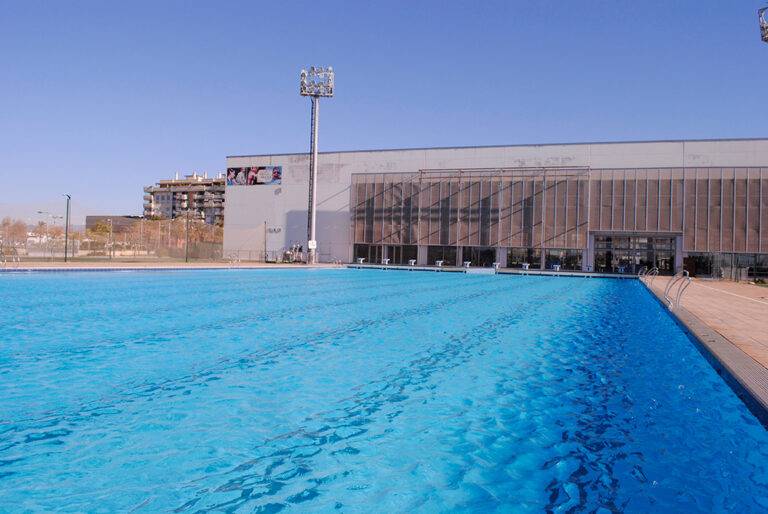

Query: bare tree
33 221 47 239
10 220 27 246
49 225 64 239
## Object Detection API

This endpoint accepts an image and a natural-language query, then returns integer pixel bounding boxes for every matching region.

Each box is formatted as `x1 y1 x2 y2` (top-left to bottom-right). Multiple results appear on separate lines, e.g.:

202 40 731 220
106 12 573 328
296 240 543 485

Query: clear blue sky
1 1 767 224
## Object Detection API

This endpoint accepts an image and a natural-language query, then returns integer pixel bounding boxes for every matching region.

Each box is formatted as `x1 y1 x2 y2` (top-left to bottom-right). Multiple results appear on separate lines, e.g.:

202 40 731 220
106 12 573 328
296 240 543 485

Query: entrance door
592 235 677 274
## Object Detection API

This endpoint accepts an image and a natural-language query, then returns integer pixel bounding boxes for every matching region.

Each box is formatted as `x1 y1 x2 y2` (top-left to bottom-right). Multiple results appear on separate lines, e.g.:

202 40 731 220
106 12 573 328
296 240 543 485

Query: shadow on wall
286 210 351 262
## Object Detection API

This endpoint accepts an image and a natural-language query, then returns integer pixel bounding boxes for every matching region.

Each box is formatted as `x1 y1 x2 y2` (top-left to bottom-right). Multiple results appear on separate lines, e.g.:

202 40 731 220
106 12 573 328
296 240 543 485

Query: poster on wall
226 166 282 186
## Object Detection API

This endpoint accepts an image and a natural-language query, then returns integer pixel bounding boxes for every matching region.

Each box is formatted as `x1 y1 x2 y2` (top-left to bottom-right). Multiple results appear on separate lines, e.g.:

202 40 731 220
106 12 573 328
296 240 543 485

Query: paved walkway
650 278 768 369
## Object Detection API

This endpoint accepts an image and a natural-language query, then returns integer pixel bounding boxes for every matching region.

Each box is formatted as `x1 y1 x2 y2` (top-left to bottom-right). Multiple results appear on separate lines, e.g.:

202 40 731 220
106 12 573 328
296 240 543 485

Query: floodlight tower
760 7 768 42
300 66 335 264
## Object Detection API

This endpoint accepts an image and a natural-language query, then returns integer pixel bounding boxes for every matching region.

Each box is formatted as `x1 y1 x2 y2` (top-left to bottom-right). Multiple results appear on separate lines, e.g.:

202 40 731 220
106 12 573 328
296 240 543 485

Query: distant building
85 215 143 233
224 138 768 277
143 172 225 225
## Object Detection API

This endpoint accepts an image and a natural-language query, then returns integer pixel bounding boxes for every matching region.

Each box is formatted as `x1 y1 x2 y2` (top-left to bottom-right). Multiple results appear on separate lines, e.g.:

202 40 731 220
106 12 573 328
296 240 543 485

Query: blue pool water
1 269 767 512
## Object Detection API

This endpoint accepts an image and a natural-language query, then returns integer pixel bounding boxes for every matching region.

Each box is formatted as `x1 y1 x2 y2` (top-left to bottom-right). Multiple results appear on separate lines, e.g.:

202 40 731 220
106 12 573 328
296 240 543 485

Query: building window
544 249 582 271
462 246 496 267
385 245 417 265
507 248 541 269
353 244 382 263
594 236 675 274
427 246 457 266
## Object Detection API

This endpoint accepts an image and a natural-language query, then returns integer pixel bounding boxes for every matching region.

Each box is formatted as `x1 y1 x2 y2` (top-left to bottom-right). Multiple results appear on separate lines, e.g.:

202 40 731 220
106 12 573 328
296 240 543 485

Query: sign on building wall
226 166 282 186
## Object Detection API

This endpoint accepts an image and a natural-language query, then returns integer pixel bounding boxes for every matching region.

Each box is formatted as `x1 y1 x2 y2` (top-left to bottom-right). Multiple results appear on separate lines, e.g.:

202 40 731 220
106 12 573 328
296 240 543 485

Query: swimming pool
1 269 767 512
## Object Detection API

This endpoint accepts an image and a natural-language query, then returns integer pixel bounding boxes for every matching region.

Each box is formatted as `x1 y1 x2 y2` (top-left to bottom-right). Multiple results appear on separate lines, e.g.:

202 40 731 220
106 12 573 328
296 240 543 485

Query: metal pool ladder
663 270 692 310
639 266 659 284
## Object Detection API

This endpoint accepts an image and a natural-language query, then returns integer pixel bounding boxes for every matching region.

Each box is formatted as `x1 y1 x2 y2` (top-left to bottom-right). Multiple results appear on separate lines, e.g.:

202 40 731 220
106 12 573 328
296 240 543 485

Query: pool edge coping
642 280 768 428
346 264 637 279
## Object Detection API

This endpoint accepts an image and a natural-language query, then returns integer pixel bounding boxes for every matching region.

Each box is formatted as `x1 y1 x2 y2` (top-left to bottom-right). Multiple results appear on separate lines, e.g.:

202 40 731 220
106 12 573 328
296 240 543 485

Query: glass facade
593 236 675 274
351 169 590 249
350 167 768 274
684 252 768 278
506 248 541 269
544 249 583 271
385 245 417 265
462 247 496 267
427 245 457 266
353 244 383 264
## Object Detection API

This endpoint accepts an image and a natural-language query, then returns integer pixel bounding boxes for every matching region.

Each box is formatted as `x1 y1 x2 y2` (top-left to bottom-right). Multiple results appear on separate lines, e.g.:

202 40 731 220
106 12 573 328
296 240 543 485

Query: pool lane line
168 282 578 512
0 272 496 371
0 275 551 436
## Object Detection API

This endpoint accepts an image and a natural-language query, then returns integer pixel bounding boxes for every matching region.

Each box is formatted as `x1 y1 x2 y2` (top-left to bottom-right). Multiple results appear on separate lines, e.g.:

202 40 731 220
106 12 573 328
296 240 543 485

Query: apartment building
143 172 225 225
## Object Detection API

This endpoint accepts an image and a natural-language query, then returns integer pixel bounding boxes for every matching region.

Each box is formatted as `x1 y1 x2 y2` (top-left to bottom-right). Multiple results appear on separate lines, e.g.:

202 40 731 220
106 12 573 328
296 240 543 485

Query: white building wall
223 139 768 262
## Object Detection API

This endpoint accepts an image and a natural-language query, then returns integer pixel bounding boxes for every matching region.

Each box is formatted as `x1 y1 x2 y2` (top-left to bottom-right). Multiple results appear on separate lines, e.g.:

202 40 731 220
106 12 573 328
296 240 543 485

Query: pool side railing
663 270 693 310
639 266 659 286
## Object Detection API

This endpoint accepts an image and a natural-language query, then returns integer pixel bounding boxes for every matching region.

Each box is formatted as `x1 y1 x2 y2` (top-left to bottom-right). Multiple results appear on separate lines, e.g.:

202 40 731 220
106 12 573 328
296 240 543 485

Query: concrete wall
223 139 768 262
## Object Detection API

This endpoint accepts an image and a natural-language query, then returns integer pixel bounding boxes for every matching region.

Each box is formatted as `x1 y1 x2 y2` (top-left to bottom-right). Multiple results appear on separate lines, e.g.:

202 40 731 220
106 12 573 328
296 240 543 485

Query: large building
223 138 768 276
143 173 225 225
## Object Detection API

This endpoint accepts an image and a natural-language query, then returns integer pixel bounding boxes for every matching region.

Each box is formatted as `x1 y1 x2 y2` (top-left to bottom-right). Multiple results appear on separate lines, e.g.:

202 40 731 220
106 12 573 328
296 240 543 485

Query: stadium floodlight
760 7 768 43
299 66 335 264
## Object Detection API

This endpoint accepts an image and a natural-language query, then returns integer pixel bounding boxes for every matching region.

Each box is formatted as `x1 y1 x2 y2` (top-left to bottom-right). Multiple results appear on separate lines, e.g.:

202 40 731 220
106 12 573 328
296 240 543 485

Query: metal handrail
638 265 648 277
643 267 659 284
663 270 690 309
227 253 241 267
664 270 686 300
674 276 692 309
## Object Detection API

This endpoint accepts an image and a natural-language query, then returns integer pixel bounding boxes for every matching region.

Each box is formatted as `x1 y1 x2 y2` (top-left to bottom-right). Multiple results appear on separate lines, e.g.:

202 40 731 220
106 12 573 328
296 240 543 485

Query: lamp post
106 218 114 259
300 66 334 264
185 210 190 263
37 210 63 260
63 194 71 262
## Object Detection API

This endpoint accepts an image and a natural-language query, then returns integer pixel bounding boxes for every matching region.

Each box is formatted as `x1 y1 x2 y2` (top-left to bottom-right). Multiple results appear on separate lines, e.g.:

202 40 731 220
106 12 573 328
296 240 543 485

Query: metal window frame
622 169 627 230
693 168 698 250
760 168 764 254
610 171 615 231
745 169 749 252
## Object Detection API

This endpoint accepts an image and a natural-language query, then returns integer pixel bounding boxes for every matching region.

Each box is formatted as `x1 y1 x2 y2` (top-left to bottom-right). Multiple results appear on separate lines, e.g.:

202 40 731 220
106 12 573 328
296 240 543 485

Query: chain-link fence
1 216 223 264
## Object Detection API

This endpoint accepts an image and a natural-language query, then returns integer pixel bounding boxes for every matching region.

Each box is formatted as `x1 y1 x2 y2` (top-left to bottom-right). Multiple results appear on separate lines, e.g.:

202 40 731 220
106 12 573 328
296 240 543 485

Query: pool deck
646 277 768 421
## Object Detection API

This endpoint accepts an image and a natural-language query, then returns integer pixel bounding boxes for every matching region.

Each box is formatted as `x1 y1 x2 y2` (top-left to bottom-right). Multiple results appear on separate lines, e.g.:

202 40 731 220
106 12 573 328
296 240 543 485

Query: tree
90 221 111 236
49 226 64 239
9 220 27 245
1 217 11 245
33 221 47 239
